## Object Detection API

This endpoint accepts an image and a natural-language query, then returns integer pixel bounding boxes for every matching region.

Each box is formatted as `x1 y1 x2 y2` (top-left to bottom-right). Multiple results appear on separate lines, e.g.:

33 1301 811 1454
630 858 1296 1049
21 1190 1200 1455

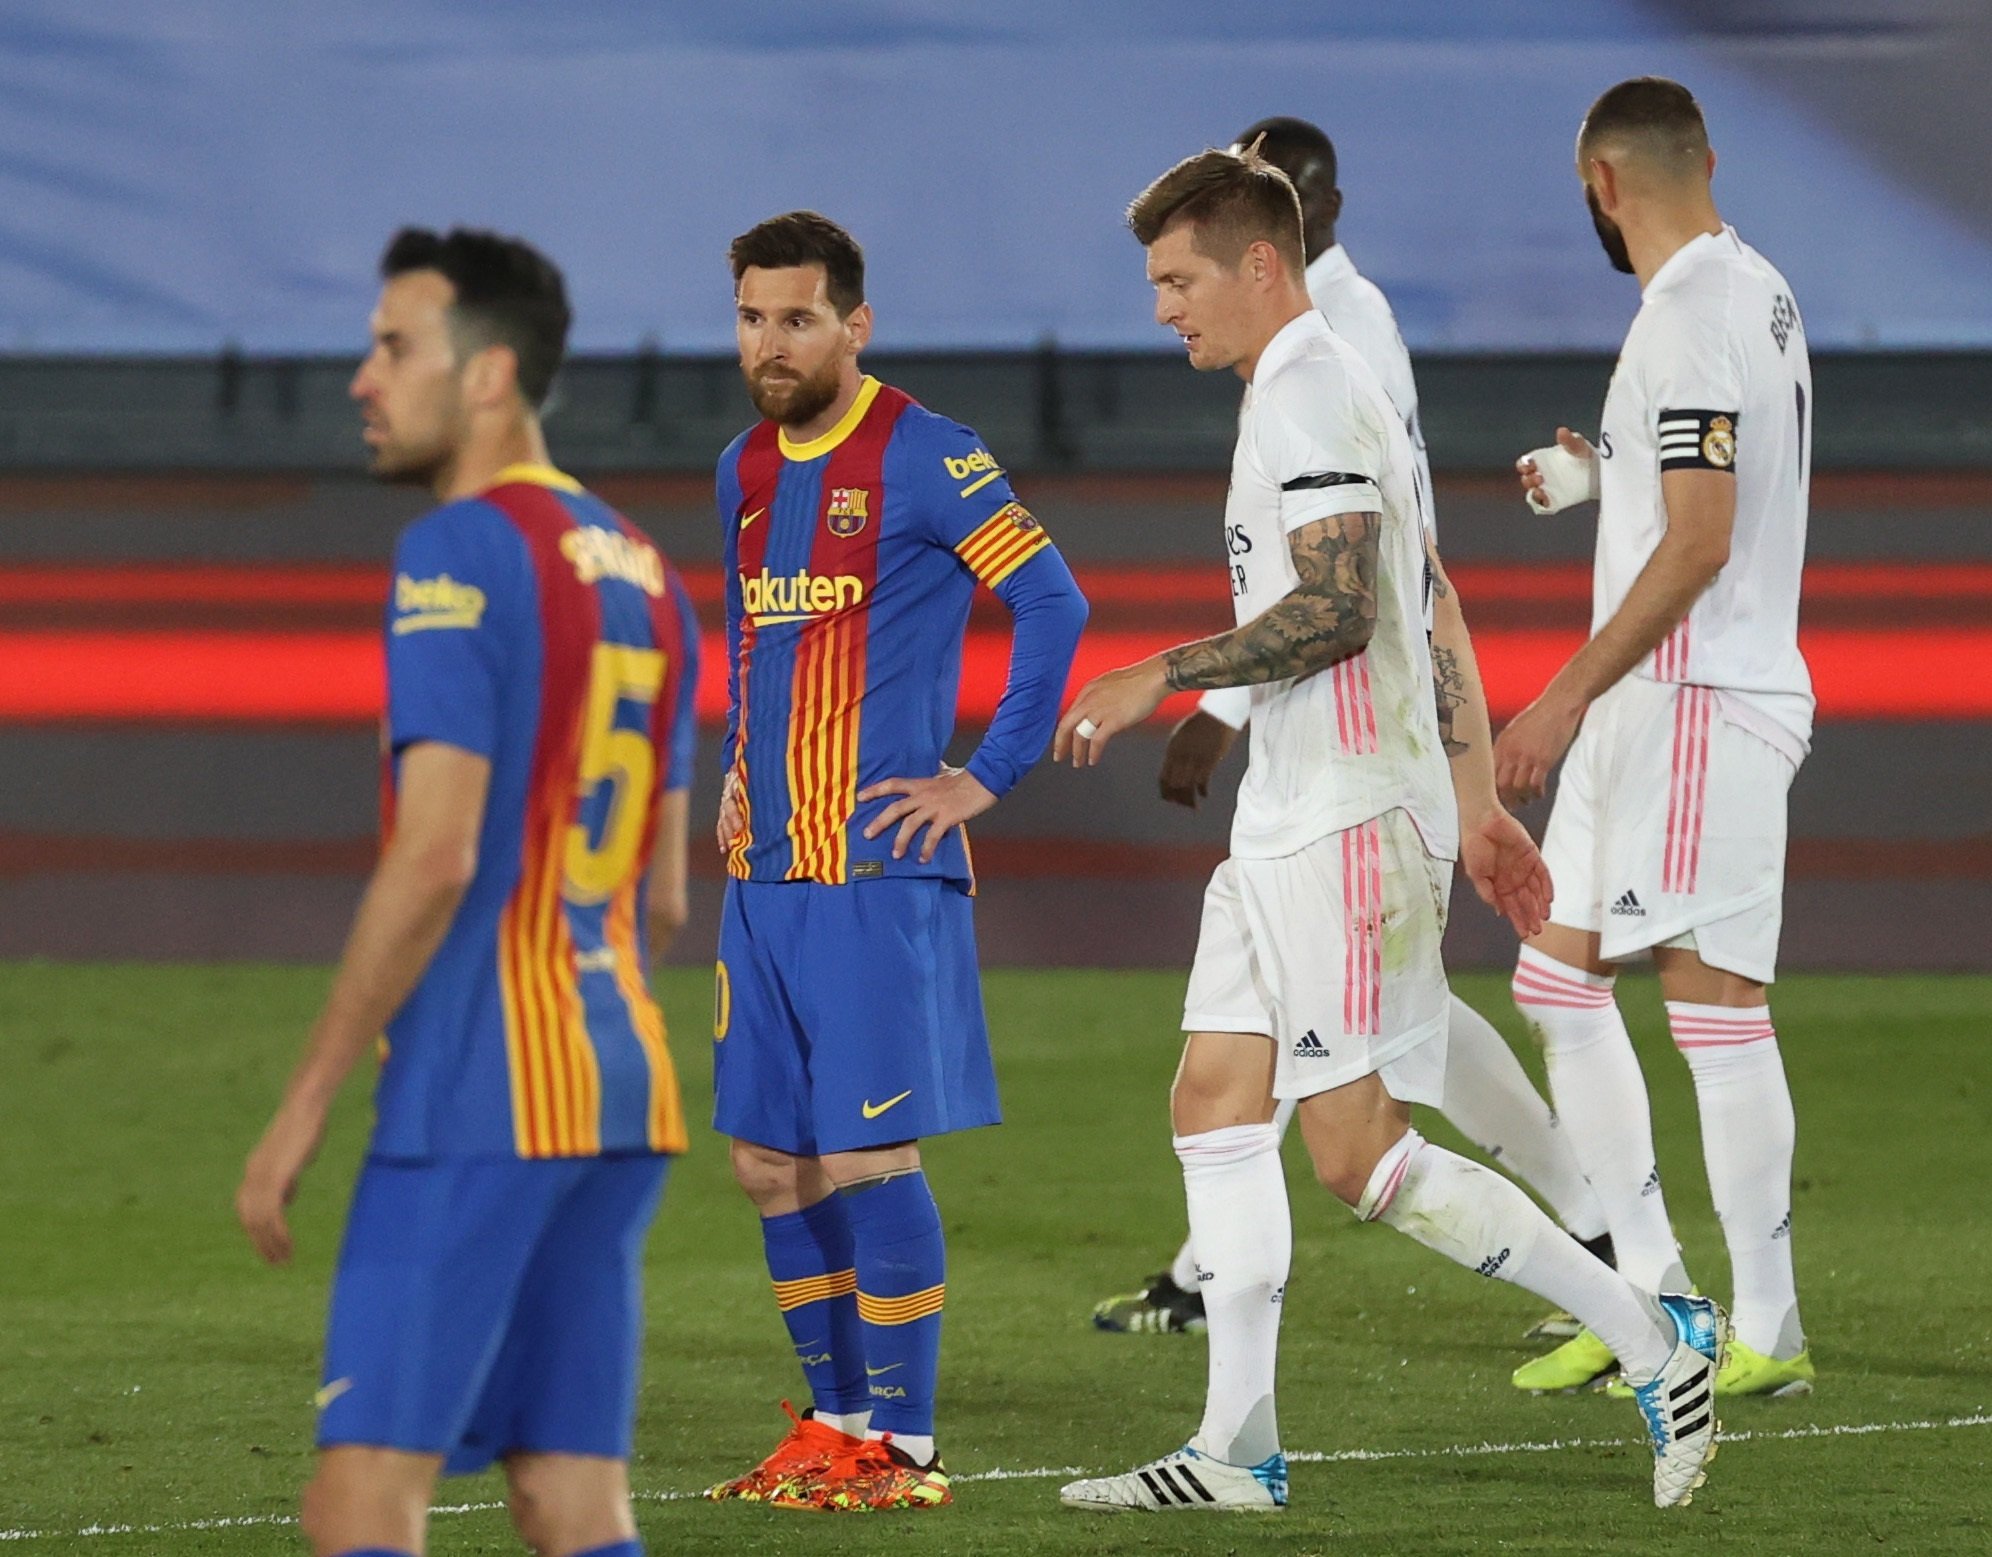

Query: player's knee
1308 1137 1385 1209
297 1474 333 1554
729 1136 799 1209
1170 1055 1271 1135
506 1457 629 1557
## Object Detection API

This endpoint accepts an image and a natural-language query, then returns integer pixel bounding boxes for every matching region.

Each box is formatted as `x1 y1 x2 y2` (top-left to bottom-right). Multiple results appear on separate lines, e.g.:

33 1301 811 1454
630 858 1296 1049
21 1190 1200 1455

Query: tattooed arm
1429 537 1554 938
1161 510 1379 690
1054 512 1377 766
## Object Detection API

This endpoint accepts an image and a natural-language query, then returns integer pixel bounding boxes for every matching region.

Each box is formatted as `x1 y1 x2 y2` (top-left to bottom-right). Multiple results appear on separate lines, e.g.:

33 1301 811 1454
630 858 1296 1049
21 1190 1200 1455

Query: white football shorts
1541 677 1799 984
1182 806 1450 1105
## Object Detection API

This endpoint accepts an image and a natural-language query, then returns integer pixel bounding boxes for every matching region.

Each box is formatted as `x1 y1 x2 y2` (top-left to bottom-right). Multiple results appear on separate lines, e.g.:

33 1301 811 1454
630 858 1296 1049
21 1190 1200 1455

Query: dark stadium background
0 0 1986 974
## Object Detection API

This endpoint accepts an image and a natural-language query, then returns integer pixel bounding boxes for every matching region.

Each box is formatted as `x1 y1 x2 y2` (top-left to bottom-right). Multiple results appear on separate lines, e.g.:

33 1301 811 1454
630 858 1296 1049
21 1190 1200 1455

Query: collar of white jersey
1252 307 1333 385
1642 225 1742 302
1306 243 1357 293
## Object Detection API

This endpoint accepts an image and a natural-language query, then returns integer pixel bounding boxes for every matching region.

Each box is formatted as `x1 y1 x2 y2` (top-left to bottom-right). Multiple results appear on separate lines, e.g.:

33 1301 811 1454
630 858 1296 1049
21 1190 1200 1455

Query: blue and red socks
762 1196 870 1431
842 1170 946 1461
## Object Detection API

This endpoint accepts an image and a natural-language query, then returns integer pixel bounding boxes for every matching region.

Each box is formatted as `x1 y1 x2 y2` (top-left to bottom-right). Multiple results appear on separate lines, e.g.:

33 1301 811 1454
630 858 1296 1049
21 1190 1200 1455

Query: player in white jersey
1496 78 1814 1401
1095 117 1611 1342
1053 145 1724 1514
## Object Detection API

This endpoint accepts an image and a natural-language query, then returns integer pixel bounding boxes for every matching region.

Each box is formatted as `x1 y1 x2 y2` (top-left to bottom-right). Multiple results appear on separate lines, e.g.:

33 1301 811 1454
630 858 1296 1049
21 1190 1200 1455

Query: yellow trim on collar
778 376 882 462
489 462 584 494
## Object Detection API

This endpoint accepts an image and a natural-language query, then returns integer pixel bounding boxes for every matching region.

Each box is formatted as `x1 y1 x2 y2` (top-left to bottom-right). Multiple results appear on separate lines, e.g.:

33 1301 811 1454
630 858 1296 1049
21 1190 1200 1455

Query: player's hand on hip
1516 427 1599 514
235 1099 328 1267
1158 708 1238 808
1055 659 1170 767
716 767 745 854
858 766 997 864
1494 688 1584 807
1459 807 1554 939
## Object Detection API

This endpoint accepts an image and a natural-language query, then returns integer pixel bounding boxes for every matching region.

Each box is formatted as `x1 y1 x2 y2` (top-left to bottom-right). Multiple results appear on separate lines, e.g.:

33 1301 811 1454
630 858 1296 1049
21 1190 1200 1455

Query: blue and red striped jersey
717 376 1082 885
376 463 698 1160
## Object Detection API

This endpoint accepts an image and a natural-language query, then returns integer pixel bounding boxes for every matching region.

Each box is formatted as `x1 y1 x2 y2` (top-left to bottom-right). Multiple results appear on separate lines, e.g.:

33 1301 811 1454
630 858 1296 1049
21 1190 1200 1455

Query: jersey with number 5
1597 226 1813 753
378 463 698 1161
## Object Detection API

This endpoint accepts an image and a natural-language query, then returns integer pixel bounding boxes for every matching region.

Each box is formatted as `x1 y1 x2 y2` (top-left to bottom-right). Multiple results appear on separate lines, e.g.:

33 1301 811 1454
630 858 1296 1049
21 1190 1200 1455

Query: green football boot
1512 1327 1619 1393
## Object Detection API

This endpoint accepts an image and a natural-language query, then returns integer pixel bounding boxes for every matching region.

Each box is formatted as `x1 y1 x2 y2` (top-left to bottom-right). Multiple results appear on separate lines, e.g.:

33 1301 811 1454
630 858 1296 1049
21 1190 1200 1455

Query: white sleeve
1198 685 1251 730
1644 295 1745 473
1254 371 1382 535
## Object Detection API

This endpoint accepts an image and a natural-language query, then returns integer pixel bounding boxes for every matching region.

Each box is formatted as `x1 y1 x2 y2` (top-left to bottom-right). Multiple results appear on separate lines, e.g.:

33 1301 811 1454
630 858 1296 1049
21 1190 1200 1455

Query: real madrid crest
826 486 869 537
1701 415 1736 470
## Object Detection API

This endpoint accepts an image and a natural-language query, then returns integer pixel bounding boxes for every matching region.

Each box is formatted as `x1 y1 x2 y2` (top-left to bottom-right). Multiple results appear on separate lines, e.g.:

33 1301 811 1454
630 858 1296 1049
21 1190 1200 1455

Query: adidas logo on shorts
1610 890 1646 917
1293 1029 1331 1058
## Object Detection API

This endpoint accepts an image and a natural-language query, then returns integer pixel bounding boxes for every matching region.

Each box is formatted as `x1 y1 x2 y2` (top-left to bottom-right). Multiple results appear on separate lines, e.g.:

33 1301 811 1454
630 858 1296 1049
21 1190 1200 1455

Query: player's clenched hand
1494 688 1585 806
716 767 745 854
236 1099 328 1266
1459 807 1554 940
1158 709 1239 808
1055 659 1171 767
858 766 997 864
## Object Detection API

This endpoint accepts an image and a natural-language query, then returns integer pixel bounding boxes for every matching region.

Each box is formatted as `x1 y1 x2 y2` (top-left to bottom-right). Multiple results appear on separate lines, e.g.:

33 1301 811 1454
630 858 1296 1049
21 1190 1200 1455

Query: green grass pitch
2 964 1989 1554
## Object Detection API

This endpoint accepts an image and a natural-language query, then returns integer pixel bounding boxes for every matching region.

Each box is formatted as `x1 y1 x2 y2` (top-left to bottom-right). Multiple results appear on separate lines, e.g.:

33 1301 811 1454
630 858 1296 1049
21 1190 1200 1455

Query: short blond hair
1127 146 1305 272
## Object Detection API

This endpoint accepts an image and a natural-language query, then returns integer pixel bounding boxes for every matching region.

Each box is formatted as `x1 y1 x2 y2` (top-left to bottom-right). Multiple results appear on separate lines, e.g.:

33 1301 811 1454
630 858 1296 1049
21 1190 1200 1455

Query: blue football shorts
317 1151 668 1474
713 876 999 1156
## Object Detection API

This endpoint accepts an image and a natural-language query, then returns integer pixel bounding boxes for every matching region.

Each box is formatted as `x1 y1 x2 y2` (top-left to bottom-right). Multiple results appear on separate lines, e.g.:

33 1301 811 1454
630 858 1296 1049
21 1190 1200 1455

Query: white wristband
1519 438 1600 514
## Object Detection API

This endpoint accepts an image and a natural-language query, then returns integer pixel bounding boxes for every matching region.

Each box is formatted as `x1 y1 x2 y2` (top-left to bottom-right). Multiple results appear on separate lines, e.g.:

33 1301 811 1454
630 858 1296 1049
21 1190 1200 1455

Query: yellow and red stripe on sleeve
955 503 1051 589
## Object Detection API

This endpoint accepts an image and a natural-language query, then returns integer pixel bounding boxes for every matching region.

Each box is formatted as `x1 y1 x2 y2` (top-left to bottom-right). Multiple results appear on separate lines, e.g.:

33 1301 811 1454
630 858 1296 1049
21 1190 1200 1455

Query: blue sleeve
385 502 525 759
716 437 746 773
902 413 1090 798
663 568 700 792
964 539 1088 798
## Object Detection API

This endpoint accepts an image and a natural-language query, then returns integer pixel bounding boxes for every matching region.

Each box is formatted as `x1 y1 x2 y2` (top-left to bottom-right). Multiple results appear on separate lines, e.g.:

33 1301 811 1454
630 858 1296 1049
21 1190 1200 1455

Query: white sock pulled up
1365 1128 1672 1382
1175 1121 1289 1466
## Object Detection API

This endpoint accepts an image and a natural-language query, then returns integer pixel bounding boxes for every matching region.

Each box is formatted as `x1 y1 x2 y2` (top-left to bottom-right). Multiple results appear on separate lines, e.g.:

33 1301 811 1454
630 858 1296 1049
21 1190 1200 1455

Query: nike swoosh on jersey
861 1089 913 1119
740 506 766 530
865 1362 905 1377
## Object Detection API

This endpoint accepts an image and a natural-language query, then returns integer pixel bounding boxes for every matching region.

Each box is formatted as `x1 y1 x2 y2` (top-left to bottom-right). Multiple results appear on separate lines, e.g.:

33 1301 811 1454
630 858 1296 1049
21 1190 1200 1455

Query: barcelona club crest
826 486 870 537
994 500 1040 534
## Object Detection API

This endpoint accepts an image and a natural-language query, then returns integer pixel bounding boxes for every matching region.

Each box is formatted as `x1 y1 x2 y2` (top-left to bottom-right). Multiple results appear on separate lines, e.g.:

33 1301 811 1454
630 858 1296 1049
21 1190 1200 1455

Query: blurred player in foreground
703 212 1087 1512
236 229 698 1557
1094 114 1613 1344
1500 78 1815 1400
1054 147 1725 1514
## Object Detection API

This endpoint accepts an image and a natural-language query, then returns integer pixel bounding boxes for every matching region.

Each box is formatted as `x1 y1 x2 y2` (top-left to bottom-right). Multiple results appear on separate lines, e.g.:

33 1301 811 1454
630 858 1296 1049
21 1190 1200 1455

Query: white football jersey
1221 309 1457 863
1597 226 1814 754
1202 243 1434 732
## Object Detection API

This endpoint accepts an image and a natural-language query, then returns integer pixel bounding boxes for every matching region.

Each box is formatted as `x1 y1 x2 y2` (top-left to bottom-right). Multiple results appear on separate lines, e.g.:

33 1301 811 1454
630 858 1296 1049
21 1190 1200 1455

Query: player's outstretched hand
1055 659 1171 767
859 766 998 865
1460 807 1554 939
236 1099 328 1266
1494 687 1585 807
716 767 746 854
1158 708 1239 808
1516 426 1599 514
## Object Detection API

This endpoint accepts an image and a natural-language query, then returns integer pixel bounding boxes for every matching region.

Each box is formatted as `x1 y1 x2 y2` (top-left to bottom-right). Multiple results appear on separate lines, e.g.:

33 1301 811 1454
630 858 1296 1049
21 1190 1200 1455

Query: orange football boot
702 1401 864 1502
770 1432 952 1512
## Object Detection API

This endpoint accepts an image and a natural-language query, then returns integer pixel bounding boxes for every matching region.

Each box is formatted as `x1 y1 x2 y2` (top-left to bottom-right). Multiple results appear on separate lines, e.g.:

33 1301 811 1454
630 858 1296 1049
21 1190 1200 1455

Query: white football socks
1439 993 1608 1241
1668 1001 1804 1357
1176 1122 1289 1467
1364 1130 1671 1382
1512 948 1689 1294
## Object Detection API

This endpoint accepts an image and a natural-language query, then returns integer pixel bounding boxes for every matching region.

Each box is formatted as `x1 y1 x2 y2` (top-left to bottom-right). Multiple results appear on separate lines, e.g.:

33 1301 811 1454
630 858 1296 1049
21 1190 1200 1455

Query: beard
1586 185 1635 275
746 357 842 426
366 428 454 489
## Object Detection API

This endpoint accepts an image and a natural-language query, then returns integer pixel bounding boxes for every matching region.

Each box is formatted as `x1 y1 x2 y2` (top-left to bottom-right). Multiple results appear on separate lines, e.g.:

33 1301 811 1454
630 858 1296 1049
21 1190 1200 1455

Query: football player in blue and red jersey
235 229 696 1557
702 212 1088 1513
